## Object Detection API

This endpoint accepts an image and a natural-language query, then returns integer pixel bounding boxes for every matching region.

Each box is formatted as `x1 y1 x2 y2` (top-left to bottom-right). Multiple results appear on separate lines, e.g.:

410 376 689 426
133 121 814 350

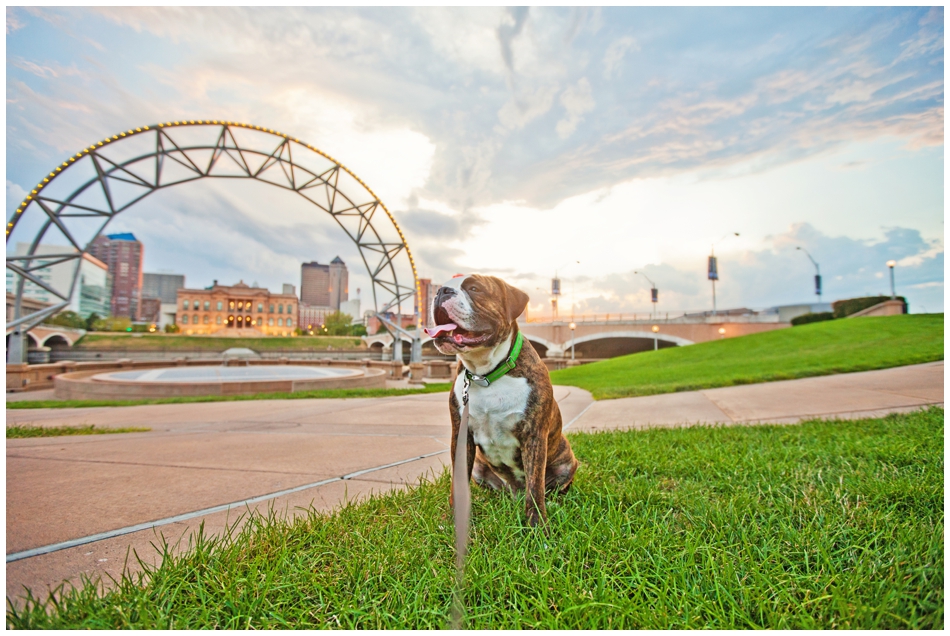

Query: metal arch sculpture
6 120 421 361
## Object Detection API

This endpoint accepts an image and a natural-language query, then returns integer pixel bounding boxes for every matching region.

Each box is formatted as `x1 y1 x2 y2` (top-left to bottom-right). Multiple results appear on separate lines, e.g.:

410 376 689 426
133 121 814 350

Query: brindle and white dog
425 274 578 527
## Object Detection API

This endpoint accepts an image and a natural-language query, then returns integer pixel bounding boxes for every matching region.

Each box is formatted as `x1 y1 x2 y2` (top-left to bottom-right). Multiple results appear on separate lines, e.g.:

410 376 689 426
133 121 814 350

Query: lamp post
633 270 658 321
709 232 739 316
553 260 580 322
887 260 897 299
651 324 659 350
569 322 576 360
718 326 726 339
796 246 822 302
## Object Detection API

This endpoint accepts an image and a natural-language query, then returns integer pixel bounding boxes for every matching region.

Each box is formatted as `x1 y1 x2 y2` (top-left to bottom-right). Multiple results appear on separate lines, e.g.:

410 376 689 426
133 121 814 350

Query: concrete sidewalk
6 362 943 603
568 361 944 432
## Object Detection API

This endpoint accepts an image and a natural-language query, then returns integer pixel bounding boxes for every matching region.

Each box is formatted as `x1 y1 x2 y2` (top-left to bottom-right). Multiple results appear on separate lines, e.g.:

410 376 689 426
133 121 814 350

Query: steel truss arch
6 120 421 347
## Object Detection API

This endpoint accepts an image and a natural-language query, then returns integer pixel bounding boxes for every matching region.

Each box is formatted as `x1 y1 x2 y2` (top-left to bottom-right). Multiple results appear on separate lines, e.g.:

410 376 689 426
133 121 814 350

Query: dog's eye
468 285 478 293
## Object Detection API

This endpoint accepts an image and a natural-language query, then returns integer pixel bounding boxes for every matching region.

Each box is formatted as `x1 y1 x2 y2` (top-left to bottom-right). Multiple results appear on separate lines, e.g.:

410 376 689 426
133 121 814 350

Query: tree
323 311 354 336
44 311 86 329
84 312 101 331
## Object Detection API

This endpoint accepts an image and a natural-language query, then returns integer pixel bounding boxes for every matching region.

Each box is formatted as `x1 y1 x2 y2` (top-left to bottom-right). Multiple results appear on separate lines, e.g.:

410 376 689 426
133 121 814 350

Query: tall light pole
796 246 822 302
552 260 580 322
651 324 659 350
633 270 658 321
569 321 576 360
709 232 739 316
887 260 897 299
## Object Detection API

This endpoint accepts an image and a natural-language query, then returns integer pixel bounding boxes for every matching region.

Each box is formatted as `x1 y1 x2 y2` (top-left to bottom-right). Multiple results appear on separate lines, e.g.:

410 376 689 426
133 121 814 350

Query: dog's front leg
522 433 548 529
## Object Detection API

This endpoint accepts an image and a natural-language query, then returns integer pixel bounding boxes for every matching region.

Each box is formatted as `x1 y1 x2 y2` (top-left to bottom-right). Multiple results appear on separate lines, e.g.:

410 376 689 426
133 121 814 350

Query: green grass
74 334 366 351
6 384 453 410
8 407 942 629
551 314 943 399
6 424 151 438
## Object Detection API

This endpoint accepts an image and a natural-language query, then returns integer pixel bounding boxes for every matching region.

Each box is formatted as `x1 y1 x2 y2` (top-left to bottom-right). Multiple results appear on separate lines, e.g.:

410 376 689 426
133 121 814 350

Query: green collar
464 331 524 388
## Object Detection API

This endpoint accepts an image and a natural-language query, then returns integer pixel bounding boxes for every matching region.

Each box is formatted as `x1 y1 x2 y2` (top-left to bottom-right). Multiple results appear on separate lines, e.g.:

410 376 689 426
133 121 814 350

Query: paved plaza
6 361 943 603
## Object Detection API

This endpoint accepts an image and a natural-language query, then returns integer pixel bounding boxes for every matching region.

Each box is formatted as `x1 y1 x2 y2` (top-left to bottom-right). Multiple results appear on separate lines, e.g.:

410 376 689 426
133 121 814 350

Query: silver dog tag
468 373 490 387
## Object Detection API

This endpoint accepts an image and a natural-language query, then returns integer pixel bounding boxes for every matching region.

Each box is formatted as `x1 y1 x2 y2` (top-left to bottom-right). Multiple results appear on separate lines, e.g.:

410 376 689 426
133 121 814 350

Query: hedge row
790 312 835 326
832 296 906 319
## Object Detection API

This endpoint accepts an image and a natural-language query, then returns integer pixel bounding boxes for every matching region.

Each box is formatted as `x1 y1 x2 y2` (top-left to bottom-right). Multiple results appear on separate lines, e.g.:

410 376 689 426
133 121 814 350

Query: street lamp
709 232 739 316
887 260 897 299
718 326 726 339
569 322 576 360
633 270 658 321
796 246 822 302
651 324 659 350
552 260 580 321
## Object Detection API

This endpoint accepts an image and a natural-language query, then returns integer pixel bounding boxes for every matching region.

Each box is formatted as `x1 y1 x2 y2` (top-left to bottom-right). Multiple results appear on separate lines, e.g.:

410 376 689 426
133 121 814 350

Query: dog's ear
504 281 529 322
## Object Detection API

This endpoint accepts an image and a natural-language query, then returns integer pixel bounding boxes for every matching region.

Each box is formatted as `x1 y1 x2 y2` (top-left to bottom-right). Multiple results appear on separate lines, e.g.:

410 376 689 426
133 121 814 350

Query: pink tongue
424 323 457 338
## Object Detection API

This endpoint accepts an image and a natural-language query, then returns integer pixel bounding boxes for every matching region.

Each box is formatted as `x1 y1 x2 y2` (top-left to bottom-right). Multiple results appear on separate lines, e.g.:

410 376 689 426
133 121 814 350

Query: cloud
497 6 529 73
602 35 638 79
5 7 943 314
570 223 943 316
6 7 25 34
556 77 595 138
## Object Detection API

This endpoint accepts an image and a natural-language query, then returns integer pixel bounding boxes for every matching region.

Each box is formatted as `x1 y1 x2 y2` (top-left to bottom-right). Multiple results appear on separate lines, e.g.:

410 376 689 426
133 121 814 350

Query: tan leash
449 374 472 629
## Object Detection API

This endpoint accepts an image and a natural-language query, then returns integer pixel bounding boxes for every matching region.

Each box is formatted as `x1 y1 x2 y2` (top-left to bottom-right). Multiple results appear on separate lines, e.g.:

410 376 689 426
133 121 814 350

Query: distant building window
278 304 283 314
216 301 223 311
193 314 199 325
286 318 293 328
268 317 274 326
257 303 263 313
181 314 188 324
203 315 210 324
183 300 189 310
216 316 222 325
204 301 210 310
277 318 283 326
119 262 129 276
269 304 274 313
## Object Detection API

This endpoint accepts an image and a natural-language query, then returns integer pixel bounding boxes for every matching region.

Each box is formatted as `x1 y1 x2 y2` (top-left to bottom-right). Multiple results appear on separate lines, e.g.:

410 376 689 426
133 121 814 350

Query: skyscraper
415 278 438 327
87 233 144 320
301 257 348 310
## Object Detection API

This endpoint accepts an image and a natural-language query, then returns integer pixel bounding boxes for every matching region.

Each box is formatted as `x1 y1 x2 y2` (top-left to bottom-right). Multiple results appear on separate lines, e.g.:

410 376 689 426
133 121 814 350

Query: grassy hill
550 314 943 400
73 334 366 351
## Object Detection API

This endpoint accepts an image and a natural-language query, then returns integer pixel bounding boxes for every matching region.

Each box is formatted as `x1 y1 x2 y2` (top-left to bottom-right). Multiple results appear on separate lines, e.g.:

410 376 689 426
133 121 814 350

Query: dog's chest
456 375 532 477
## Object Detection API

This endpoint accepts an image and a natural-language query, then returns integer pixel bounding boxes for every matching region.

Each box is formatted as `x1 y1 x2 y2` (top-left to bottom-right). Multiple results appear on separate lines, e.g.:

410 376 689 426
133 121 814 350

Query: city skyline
6 7 944 316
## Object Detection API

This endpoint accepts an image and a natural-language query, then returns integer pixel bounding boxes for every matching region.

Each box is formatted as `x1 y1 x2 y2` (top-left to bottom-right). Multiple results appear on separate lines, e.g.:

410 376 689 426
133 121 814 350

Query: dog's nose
436 286 456 304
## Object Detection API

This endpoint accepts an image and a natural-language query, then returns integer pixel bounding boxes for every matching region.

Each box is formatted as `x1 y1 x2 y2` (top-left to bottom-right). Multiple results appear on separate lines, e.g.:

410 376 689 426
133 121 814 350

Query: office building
143 273 185 304
301 257 348 310
142 272 185 328
6 243 110 319
87 233 144 320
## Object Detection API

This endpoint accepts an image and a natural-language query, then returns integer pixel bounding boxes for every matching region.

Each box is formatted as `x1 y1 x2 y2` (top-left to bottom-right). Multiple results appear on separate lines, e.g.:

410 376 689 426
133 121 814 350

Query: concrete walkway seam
7 448 450 563
563 402 594 431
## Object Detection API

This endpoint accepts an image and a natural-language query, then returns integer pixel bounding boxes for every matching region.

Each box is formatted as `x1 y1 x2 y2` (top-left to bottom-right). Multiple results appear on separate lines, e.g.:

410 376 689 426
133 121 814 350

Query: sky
6 6 945 317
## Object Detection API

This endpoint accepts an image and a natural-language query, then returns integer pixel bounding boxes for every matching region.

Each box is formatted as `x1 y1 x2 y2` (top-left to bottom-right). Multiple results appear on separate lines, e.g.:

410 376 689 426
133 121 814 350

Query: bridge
364 312 790 360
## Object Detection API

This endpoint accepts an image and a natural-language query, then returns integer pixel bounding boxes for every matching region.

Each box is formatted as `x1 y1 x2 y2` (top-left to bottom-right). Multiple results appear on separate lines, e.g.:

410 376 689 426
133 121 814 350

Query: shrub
43 310 85 329
833 296 906 318
92 316 132 332
791 312 835 326
164 324 180 333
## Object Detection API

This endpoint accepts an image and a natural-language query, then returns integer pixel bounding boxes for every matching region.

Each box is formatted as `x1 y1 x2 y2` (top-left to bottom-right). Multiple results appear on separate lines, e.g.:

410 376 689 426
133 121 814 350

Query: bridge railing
522 309 782 324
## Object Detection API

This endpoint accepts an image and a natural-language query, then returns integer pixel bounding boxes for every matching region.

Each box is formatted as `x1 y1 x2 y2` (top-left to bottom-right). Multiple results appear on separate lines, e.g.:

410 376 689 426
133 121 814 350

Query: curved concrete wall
52 361 387 400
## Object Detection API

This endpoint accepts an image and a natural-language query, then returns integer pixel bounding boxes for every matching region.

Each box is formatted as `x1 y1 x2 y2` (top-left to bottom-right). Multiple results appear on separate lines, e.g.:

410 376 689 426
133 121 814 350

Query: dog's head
424 274 529 356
